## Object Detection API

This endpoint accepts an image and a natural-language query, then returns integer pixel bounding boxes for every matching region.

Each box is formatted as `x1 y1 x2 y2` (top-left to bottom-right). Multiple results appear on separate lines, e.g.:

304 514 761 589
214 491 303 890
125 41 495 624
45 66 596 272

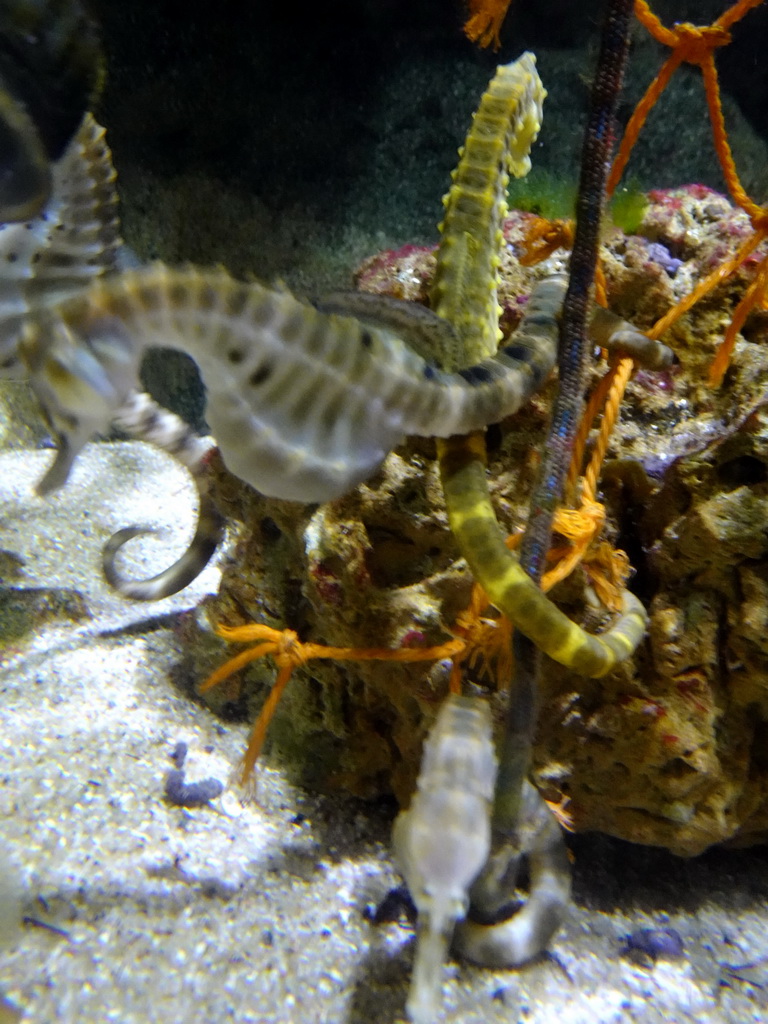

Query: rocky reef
193 183 768 857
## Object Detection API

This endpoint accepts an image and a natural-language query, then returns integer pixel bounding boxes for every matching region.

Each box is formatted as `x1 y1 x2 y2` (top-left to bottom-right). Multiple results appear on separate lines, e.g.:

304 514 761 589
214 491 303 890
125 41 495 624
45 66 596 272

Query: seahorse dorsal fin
314 290 459 367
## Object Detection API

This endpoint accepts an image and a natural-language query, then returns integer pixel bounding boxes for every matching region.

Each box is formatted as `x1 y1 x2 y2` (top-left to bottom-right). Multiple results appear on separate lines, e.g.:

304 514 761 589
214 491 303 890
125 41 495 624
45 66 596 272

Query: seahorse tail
437 432 647 677
103 392 225 600
102 510 223 602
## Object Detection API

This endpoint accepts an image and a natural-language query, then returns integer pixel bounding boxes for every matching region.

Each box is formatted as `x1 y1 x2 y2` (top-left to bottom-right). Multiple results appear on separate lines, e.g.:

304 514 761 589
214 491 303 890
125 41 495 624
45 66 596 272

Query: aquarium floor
0 440 766 1024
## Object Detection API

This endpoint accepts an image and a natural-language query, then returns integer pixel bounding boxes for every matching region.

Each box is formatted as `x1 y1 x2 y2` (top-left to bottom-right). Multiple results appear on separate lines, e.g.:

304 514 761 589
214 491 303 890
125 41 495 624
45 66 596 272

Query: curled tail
103 392 225 600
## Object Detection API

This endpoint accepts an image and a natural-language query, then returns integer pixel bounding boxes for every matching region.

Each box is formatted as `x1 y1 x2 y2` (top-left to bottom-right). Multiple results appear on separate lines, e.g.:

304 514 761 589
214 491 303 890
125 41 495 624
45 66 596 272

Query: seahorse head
18 308 141 493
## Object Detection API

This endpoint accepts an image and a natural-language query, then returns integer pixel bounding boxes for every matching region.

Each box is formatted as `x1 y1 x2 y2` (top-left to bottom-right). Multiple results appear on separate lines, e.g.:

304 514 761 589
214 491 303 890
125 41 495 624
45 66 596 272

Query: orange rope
607 49 683 197
594 263 609 308
699 51 759 219
709 252 768 385
609 2 762 199
203 622 474 780
491 0 767 599
583 356 635 501
608 0 768 385
567 356 622 496
494 0 768 637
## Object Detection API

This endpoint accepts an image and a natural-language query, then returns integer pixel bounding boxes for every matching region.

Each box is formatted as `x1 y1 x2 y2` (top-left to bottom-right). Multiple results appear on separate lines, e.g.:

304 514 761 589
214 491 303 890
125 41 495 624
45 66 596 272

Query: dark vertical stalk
494 0 634 837
521 0 634 578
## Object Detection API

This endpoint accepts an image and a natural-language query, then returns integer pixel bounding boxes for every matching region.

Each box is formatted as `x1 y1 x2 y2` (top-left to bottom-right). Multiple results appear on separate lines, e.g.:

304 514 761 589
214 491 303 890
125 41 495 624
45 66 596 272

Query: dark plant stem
495 0 634 836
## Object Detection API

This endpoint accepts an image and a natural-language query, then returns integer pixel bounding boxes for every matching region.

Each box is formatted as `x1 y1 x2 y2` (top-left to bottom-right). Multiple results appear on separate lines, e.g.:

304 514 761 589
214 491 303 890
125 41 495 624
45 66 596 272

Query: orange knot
673 22 732 63
519 217 574 266
583 542 632 614
271 628 304 667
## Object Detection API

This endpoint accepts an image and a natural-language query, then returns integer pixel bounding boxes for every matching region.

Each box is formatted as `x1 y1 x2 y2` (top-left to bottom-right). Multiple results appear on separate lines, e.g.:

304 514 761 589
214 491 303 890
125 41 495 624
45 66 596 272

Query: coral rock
198 188 768 854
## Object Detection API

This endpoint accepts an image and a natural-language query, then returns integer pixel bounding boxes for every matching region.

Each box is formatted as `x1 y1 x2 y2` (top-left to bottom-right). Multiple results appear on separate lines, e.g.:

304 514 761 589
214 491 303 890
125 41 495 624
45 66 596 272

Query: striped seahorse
18 259 670 603
0 112 223 600
18 263 565 505
430 52 650 679
18 261 673 503
14 58 671 608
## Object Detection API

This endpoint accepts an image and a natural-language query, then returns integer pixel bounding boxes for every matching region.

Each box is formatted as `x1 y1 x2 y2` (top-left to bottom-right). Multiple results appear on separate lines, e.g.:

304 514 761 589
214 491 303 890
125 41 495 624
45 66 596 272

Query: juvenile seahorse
392 695 497 1024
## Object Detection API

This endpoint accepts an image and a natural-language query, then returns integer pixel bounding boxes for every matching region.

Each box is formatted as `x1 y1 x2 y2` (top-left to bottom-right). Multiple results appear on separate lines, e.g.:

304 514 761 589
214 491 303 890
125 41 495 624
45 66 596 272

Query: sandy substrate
0 441 766 1024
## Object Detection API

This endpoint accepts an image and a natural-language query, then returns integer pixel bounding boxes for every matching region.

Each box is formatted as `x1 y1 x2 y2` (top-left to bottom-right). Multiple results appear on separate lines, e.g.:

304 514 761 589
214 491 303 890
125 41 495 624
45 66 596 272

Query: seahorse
0 111 222 600
393 694 572 1014
11 54 670 617
428 52 650 679
18 261 673 509
393 695 498 1024
17 263 565 505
